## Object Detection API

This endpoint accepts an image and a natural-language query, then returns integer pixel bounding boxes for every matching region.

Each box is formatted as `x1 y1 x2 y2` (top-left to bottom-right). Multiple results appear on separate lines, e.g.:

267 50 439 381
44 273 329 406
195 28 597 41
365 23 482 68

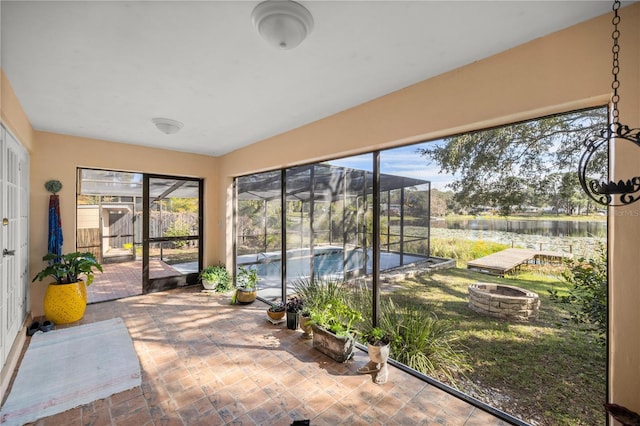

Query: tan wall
1 69 35 151
218 4 640 416
29 132 219 316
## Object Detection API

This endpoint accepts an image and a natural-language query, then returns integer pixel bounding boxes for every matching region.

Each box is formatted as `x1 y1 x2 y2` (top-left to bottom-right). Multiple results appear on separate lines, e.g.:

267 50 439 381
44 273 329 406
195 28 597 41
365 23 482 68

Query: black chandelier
578 0 640 206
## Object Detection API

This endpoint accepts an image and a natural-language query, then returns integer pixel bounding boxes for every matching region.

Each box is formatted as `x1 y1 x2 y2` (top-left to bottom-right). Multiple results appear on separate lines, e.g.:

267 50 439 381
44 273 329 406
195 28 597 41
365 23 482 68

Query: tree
430 189 448 217
418 108 608 212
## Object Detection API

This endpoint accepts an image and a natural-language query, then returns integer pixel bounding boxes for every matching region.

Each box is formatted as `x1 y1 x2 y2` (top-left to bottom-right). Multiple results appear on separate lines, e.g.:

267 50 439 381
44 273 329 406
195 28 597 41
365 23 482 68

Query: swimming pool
237 245 426 284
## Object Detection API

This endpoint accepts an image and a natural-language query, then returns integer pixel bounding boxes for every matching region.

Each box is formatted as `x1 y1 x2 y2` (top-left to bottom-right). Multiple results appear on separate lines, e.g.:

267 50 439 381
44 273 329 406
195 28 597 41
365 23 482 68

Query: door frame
0 124 30 371
142 173 203 293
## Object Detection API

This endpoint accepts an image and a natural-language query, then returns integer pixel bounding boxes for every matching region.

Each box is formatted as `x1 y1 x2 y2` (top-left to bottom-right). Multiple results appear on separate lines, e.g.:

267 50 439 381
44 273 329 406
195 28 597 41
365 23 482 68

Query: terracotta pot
235 288 257 304
267 309 285 320
43 280 87 324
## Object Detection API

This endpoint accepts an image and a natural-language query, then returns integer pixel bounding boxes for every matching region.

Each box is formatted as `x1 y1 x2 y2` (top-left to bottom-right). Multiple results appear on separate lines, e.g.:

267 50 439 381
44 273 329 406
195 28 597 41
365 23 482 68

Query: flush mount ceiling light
578 0 640 206
251 0 314 50
152 117 183 135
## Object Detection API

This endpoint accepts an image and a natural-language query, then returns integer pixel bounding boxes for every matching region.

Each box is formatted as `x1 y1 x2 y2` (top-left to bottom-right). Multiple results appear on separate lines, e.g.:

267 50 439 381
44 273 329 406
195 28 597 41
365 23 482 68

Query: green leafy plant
309 297 362 337
32 252 103 286
236 266 258 290
163 220 191 248
200 265 233 292
549 243 607 343
361 326 391 346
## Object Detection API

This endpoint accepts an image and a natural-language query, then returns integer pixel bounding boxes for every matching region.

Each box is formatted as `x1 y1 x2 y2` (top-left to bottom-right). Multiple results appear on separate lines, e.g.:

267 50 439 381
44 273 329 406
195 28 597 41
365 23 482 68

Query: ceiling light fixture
152 118 183 135
251 0 314 50
578 0 640 206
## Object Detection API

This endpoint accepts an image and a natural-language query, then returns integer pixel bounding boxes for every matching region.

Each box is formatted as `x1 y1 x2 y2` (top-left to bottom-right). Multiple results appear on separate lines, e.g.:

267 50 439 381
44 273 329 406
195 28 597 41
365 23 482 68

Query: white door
1 125 30 369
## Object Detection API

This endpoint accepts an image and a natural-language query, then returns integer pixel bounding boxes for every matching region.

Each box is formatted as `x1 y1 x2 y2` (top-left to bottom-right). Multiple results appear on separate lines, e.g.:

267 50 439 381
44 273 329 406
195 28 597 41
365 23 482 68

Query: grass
430 237 510 267
384 266 605 426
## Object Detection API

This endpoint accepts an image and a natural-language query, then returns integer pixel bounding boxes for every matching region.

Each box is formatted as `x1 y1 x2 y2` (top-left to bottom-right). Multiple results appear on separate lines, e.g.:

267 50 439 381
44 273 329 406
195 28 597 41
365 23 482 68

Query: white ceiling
0 1 624 157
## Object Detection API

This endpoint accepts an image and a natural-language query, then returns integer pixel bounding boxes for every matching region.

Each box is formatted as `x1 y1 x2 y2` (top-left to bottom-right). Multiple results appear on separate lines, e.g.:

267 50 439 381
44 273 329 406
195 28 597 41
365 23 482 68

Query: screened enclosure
234 154 432 299
77 168 203 299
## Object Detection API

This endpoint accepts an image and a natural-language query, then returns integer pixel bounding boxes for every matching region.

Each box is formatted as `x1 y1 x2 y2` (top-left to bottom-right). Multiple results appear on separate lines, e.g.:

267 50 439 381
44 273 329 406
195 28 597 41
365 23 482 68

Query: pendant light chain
611 0 621 124
578 0 640 206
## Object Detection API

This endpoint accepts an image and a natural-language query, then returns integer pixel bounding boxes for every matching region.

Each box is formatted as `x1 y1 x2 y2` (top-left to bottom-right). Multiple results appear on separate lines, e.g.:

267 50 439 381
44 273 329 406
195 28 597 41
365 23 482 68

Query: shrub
163 220 191 248
549 243 607 344
379 299 468 384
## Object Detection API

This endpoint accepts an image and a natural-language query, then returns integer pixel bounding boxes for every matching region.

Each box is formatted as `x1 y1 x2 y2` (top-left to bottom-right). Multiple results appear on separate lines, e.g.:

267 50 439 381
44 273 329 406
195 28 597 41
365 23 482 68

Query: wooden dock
467 248 571 276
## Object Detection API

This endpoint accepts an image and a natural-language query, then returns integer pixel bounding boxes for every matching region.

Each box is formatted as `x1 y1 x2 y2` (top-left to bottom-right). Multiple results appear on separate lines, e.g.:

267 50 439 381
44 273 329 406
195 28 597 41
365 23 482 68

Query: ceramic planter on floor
235 288 257 304
267 310 285 321
202 279 219 291
368 342 390 384
311 325 354 362
43 280 87 324
299 314 313 339
286 311 299 330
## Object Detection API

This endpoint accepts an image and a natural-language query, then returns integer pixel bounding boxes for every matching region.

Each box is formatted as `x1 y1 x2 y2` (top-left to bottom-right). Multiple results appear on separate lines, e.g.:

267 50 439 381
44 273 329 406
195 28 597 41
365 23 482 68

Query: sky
326 139 456 191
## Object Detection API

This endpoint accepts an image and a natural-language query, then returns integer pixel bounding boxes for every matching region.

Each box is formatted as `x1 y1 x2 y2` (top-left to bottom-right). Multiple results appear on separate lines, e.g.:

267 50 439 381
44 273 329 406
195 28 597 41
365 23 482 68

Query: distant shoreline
437 214 607 222
431 227 604 258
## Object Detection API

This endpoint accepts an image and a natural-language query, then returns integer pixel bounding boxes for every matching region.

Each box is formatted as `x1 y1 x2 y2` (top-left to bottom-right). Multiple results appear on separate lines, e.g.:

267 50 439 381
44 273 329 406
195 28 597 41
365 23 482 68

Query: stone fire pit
468 283 540 321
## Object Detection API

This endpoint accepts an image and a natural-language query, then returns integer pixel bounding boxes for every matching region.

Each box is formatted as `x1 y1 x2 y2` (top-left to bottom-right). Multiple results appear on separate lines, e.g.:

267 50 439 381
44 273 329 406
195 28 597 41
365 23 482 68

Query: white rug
1 318 141 425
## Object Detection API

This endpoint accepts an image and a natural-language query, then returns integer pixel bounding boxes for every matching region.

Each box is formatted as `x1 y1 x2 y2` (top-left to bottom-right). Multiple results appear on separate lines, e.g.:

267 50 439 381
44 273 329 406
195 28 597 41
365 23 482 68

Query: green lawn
384 266 605 426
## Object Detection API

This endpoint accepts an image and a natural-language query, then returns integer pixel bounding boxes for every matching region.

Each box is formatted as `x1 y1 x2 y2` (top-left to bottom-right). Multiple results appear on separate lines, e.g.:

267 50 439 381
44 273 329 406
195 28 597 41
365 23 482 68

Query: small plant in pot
200 265 232 292
267 301 286 321
32 252 103 324
357 326 392 384
230 266 259 304
285 297 304 330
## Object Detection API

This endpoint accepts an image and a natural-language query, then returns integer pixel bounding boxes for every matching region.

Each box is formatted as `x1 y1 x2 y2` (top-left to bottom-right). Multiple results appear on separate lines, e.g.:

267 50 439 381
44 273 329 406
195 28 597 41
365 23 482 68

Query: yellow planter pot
43 281 87 324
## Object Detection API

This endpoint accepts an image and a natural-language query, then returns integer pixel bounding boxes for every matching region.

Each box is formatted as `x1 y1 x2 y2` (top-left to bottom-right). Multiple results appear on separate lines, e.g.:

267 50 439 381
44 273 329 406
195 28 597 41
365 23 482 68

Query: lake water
431 218 606 238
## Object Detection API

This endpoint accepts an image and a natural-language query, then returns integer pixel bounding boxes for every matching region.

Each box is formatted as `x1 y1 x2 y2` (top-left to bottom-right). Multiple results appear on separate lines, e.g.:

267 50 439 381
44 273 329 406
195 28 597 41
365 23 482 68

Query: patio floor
17 286 508 425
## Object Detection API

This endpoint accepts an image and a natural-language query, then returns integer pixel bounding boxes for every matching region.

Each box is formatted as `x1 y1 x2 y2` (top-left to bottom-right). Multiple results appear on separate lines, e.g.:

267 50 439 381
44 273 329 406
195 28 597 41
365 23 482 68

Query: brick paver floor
16 286 508 425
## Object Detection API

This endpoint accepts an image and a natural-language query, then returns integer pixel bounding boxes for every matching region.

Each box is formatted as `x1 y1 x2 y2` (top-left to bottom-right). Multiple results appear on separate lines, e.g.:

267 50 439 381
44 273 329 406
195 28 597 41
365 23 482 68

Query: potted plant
357 327 392 384
285 296 304 330
267 301 286 321
32 252 103 324
200 265 232 292
309 298 362 362
231 266 259 304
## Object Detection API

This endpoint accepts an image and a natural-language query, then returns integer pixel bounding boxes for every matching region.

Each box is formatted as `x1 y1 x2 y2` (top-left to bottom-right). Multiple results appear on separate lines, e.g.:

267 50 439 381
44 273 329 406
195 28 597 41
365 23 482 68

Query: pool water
238 246 425 283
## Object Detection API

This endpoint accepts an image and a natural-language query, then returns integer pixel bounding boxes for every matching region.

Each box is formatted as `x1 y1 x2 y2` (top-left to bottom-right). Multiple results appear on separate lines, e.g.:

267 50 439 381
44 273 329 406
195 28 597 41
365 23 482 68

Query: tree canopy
418 108 608 214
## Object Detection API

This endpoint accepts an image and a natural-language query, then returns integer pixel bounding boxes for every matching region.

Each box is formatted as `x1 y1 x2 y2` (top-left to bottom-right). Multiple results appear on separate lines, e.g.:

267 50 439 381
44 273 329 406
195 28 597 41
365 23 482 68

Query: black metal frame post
372 151 381 327
281 169 287 299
